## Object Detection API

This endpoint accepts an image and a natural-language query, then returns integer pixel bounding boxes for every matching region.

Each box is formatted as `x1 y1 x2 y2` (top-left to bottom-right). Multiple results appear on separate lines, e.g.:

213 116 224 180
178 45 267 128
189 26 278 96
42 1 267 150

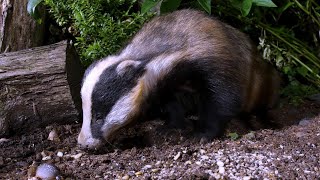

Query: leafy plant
28 0 319 101
141 0 320 100
227 132 240 140
28 0 153 66
141 0 276 15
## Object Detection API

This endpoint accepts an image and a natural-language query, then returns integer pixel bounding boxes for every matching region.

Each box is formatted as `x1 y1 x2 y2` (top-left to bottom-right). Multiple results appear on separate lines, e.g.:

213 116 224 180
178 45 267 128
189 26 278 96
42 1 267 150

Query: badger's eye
95 119 103 125
94 113 103 122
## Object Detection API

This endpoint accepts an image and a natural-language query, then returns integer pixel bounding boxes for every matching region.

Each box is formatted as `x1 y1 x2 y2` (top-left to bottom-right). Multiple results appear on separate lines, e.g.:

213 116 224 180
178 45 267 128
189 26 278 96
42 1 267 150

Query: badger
77 9 281 150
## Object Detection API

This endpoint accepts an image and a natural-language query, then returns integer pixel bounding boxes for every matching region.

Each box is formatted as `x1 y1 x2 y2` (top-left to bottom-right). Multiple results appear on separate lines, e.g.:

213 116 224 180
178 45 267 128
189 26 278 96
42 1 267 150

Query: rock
217 161 224 167
35 163 61 180
71 153 83 159
173 152 181 161
57 152 63 157
48 129 60 142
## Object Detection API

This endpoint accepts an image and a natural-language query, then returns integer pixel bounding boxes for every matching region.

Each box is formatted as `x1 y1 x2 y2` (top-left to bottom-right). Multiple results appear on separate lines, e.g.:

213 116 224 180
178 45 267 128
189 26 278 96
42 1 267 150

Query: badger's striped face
77 51 185 150
77 56 145 149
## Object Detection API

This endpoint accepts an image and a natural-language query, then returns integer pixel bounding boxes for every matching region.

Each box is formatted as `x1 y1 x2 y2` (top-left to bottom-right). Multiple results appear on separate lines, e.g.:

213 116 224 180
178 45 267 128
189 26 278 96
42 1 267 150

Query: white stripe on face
101 85 141 140
78 55 124 149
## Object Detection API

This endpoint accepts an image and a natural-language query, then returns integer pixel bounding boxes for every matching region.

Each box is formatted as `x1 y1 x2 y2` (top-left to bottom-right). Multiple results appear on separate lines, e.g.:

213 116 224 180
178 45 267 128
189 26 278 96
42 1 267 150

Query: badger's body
78 9 280 149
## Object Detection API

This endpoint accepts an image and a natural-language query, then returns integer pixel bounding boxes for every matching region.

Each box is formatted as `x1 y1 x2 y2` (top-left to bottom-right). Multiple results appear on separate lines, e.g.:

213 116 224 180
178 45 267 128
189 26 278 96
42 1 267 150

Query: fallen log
0 41 83 136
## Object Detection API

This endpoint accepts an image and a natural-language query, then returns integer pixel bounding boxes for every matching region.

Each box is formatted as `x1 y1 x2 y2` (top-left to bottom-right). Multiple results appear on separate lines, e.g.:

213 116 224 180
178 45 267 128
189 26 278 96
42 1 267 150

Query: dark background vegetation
29 0 320 104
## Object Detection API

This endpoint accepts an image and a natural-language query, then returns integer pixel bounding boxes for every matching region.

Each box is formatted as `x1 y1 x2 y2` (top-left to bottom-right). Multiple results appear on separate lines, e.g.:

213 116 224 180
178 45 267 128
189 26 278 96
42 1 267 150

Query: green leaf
141 0 160 14
197 0 211 14
241 0 253 16
297 66 309 77
27 0 44 19
252 0 277 7
227 132 239 140
160 0 182 14
230 0 242 10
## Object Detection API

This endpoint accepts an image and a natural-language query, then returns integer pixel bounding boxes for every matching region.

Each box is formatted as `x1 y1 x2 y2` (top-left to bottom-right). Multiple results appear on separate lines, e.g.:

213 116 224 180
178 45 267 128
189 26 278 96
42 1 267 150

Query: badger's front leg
196 82 242 139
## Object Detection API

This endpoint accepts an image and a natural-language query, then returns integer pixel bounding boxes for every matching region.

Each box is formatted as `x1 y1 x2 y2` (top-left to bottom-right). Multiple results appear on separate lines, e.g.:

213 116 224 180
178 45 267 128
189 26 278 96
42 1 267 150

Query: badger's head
77 52 185 150
77 56 146 150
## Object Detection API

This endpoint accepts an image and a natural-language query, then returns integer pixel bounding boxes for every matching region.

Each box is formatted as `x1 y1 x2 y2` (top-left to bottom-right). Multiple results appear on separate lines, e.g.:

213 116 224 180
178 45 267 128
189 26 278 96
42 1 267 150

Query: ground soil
0 100 319 179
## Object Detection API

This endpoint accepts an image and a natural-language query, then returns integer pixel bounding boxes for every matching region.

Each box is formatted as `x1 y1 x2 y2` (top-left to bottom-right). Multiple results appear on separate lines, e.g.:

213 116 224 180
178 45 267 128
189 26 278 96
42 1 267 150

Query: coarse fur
78 9 281 150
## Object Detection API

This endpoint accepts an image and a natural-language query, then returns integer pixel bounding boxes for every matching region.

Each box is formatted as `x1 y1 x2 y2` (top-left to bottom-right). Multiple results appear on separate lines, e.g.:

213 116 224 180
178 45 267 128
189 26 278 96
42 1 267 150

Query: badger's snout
77 131 103 150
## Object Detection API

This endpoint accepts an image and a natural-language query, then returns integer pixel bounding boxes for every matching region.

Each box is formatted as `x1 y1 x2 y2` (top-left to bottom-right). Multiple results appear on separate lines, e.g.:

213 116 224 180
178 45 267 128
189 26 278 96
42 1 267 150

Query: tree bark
0 0 45 53
0 41 83 136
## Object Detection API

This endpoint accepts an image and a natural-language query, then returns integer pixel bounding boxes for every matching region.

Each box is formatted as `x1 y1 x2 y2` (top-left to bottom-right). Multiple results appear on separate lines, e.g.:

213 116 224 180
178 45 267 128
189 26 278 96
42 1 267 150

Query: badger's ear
116 60 141 75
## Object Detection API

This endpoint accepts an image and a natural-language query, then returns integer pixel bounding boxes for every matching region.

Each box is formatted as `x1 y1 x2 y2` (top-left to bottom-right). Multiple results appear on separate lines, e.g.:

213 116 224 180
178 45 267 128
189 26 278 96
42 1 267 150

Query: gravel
0 102 319 179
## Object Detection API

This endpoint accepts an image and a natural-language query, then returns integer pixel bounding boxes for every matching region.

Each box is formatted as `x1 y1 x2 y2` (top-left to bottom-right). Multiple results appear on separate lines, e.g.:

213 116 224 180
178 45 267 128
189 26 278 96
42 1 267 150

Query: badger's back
121 9 277 113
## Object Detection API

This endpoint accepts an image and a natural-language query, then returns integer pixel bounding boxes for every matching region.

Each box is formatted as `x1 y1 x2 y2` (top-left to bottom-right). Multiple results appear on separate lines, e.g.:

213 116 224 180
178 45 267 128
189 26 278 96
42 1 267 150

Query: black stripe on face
90 61 146 139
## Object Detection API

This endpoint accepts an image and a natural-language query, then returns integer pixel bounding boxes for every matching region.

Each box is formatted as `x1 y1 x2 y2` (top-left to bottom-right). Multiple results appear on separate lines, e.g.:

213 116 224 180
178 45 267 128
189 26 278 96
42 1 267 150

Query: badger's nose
77 132 103 150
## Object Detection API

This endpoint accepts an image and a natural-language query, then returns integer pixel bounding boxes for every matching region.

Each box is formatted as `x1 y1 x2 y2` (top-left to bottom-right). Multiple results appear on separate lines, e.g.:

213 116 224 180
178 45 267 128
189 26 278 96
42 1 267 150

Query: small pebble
47 129 60 142
72 153 83 159
42 156 52 161
201 155 209 160
199 149 206 154
217 161 224 167
143 164 152 170
184 160 192 165
173 152 181 160
151 168 159 173
57 152 63 157
122 175 129 180
135 171 142 176
218 166 225 174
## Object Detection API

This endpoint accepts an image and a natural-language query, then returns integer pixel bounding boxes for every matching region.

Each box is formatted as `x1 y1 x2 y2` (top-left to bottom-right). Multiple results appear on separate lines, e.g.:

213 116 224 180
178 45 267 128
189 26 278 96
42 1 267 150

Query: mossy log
0 41 83 136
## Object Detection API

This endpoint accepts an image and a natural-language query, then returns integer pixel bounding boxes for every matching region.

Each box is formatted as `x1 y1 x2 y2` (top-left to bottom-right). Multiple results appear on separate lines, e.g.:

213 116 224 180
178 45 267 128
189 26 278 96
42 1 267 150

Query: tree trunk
0 41 83 136
0 0 45 53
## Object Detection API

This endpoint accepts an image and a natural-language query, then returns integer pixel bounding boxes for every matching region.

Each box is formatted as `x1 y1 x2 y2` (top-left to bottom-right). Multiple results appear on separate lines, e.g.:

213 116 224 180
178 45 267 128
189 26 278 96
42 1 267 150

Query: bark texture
0 0 45 53
0 41 83 136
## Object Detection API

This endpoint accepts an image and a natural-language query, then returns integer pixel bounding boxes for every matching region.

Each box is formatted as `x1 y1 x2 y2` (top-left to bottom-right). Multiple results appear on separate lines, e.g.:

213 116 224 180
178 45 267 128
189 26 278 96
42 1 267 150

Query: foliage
28 0 319 100
227 132 240 140
28 0 153 66
141 0 320 100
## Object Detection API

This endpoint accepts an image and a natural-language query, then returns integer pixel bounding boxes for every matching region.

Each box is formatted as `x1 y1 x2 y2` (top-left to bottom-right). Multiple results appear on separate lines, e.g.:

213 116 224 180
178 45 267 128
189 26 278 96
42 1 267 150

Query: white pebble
42 156 52 161
36 163 60 180
201 155 209 160
217 161 224 167
243 176 251 180
199 149 206 154
143 164 152 170
72 153 83 159
57 152 63 157
219 166 225 174
213 172 220 179
47 129 59 141
173 152 181 161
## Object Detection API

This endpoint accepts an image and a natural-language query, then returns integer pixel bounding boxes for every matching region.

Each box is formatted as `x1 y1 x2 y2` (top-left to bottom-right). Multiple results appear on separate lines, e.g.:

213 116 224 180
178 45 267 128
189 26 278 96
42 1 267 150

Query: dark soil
0 100 319 179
